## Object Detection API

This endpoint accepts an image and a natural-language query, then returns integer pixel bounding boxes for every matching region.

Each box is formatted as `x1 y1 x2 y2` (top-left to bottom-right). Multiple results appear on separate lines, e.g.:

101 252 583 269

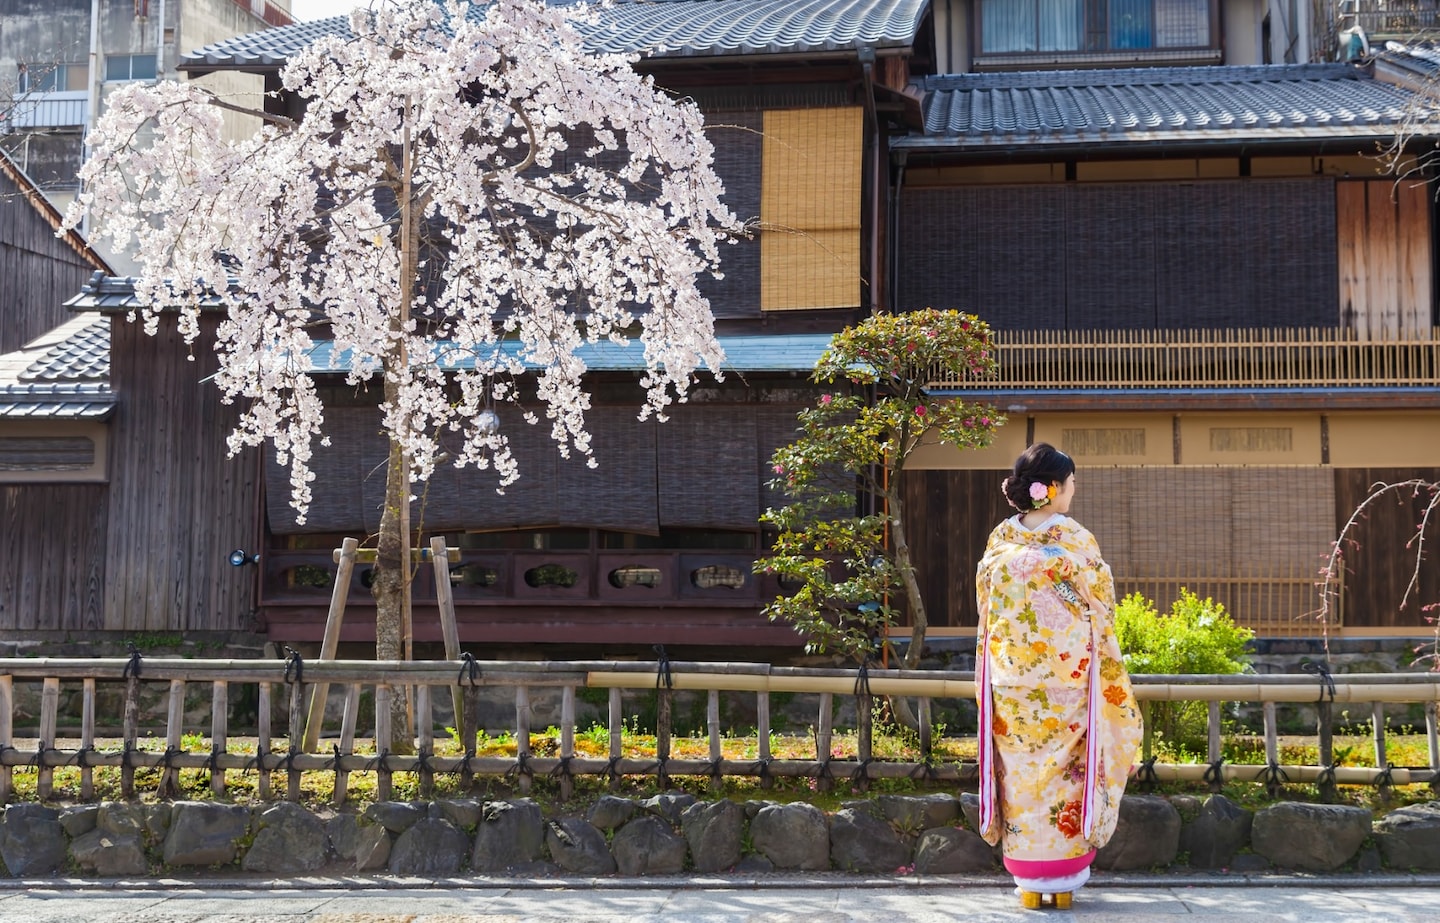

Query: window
17 63 87 94
978 0 1211 54
104 54 158 82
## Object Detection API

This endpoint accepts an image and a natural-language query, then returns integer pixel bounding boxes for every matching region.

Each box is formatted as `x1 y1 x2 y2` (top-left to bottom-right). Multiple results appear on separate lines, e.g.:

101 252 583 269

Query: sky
290 0 369 22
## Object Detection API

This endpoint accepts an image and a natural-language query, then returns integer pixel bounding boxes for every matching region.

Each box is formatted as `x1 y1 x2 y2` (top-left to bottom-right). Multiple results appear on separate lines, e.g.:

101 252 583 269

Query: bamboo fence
1 656 1436 806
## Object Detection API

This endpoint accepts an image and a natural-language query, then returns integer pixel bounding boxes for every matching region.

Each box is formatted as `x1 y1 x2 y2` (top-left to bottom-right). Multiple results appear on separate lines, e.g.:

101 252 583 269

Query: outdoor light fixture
476 408 500 435
228 549 260 567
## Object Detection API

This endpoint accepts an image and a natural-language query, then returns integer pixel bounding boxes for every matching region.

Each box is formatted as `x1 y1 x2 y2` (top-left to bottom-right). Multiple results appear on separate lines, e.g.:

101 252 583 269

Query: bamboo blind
759 107 863 311
929 327 1440 389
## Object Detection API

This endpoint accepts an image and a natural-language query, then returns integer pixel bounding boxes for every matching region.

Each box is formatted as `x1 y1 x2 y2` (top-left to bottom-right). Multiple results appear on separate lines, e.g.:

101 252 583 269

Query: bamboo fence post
707 689 723 795
559 684 576 801
211 680 228 797
417 683 434 798
918 697 933 761
304 536 357 752
159 679 184 799
816 692 834 793
430 536 465 732
0 675 11 803
1207 700 1222 794
1262 701 1280 799
608 687 623 791
257 682 273 799
121 667 141 799
656 686 672 790
287 673 305 802
1373 701 1392 801
335 683 359 806
756 691 771 791
37 676 58 800
857 690 873 794
1317 700 1337 802
461 683 479 792
80 677 95 801
1427 702 1439 794
515 686 533 795
375 684 393 802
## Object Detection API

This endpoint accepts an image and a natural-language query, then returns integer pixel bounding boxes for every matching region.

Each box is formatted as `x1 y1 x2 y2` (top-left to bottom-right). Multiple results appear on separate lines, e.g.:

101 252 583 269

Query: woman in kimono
974 443 1142 909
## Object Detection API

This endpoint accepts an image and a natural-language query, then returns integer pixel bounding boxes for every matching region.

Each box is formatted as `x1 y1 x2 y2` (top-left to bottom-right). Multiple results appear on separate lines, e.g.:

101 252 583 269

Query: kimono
974 513 1142 866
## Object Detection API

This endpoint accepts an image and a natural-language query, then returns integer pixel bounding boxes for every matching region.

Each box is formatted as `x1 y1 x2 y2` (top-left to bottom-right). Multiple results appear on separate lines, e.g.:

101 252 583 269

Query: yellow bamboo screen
929 327 1440 389
1072 467 1337 636
759 107 863 311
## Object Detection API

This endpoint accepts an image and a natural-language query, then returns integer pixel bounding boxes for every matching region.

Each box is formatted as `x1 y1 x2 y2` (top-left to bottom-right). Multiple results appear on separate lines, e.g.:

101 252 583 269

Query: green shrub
1115 589 1254 750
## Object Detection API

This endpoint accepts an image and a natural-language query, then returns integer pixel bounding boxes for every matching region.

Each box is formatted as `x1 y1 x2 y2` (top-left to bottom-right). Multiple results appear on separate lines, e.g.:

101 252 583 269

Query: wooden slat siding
1400 180 1433 336
1338 182 1366 333
1369 181 1402 336
0 484 106 631
696 110 762 320
0 162 106 354
899 469 1010 630
658 404 759 529
102 317 260 631
1334 467 1440 630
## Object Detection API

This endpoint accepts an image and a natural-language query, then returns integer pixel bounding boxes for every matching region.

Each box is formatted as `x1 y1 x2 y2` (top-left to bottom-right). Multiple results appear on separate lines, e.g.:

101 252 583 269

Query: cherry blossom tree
756 309 1003 670
63 0 739 747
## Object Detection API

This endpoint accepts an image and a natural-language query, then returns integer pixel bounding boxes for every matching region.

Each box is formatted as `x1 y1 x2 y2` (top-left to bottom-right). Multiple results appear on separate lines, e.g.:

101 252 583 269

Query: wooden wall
103 316 261 632
1333 467 1440 630
0 158 106 354
0 484 106 631
1336 179 1433 338
900 468 1010 629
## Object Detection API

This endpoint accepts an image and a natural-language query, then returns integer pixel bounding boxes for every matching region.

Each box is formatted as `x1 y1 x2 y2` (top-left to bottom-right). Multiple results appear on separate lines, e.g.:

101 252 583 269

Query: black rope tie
654 755 669 781
326 744 344 772
28 747 49 770
458 652 481 686
162 746 181 770
1203 759 1226 786
204 746 225 777
813 758 834 782
121 741 136 770
851 757 875 783
549 756 574 780
74 745 94 769
279 749 300 775
283 646 304 685
854 657 873 699
415 748 433 774
364 750 391 773
1259 762 1289 786
653 644 673 690
603 755 623 782
1315 765 1337 787
908 760 939 781
752 756 771 782
123 645 143 680
705 757 724 781
460 754 475 776
1302 659 1336 703
1375 766 1396 788
504 751 532 781
1136 756 1160 785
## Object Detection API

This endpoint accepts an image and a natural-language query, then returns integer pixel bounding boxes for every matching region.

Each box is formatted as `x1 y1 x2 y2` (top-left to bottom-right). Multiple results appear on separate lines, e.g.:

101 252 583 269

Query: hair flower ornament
1029 481 1057 509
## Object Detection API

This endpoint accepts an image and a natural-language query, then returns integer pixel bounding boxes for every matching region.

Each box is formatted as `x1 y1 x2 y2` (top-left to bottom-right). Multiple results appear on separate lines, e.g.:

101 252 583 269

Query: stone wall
2 792 1438 880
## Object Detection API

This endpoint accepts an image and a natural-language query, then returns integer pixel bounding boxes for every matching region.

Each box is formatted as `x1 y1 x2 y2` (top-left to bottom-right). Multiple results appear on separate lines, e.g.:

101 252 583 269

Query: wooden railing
1 657 1435 806
929 327 1440 390
1351 1 1440 37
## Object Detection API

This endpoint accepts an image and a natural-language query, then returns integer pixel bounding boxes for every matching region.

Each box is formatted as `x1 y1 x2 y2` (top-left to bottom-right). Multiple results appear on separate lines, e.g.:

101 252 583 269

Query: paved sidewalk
4 874 1440 922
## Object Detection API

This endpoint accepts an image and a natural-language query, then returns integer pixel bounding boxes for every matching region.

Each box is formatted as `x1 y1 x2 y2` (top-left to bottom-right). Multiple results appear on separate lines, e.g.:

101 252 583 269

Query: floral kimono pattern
974 514 1142 861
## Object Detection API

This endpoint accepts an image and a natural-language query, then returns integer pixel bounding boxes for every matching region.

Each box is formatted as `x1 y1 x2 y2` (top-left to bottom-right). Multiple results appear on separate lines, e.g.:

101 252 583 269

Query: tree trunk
889 486 928 670
373 394 414 755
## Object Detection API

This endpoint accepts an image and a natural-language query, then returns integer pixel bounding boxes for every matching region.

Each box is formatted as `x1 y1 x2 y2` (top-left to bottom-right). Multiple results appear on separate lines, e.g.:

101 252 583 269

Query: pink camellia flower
915 405 927 417
773 464 785 474
819 393 832 405
1029 481 1049 503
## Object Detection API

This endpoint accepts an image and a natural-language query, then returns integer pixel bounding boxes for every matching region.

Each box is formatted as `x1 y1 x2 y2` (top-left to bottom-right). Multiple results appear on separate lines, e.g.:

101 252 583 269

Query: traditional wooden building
5 0 1439 651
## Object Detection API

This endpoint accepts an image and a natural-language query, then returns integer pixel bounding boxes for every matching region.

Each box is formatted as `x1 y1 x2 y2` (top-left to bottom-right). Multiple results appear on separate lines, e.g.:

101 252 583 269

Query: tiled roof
180 0 926 73
897 64 1418 151
1376 41 1440 80
0 316 113 419
305 333 833 374
64 273 229 313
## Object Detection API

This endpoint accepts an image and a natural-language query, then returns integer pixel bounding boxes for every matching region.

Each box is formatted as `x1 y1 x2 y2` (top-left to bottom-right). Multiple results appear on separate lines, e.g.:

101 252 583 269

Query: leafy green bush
1115 589 1254 750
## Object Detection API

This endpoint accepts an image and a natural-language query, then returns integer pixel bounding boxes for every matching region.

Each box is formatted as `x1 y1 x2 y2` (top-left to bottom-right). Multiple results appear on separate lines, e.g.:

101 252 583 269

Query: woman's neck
1019 510 1058 530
